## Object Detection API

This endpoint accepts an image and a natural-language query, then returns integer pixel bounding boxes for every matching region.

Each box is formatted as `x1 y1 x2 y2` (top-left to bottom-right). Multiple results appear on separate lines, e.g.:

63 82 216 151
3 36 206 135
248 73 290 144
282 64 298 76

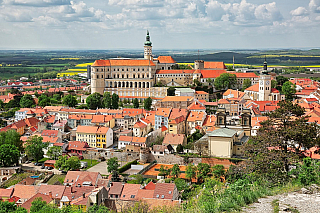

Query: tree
30 198 47 213
47 146 62 160
193 79 202 86
20 94 34 108
212 164 225 179
143 97 152 110
25 136 48 163
167 87 175 96
0 144 20 167
197 163 211 182
86 92 102 109
242 79 251 90
62 94 77 107
0 201 24 213
171 164 181 179
87 204 111 213
174 178 188 191
107 157 119 173
271 79 277 89
214 73 237 90
0 100 5 111
206 78 213 86
282 81 296 101
38 94 51 107
55 156 80 171
276 75 288 86
0 130 24 151
186 164 197 182
159 165 171 178
133 98 139 108
176 144 184 153
245 101 320 183
111 93 119 109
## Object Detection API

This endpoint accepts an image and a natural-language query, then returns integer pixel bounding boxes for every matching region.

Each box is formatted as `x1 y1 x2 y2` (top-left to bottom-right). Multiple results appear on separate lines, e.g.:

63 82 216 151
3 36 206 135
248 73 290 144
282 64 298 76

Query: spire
144 30 152 46
263 55 268 74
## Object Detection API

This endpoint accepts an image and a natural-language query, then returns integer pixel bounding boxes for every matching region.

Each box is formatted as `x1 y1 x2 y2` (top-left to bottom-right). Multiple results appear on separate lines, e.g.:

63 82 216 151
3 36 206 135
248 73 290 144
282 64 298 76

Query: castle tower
91 66 105 95
258 57 271 101
144 30 152 60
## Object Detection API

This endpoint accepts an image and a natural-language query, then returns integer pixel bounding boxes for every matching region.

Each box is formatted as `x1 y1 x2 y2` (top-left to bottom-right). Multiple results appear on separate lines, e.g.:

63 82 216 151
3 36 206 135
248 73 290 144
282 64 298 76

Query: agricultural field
57 62 93 77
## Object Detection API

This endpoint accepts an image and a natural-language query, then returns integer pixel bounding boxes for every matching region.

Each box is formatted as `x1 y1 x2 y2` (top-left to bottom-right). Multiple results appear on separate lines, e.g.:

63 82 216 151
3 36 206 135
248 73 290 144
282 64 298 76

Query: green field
46 174 66 185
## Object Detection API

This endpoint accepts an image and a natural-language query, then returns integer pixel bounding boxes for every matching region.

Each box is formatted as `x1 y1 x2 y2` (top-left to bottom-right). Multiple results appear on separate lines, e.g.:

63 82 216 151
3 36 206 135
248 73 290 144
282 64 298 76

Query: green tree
212 164 225 179
103 92 112 109
87 204 111 213
245 101 319 183
242 79 251 90
25 136 48 163
46 146 62 160
167 87 175 96
193 79 202 86
0 144 20 167
62 94 77 107
30 198 47 213
214 73 237 90
276 75 288 86
282 81 296 101
206 78 213 86
38 94 51 107
197 163 211 182
0 130 24 151
159 165 171 178
271 79 277 89
20 94 35 108
52 93 61 102
76 104 88 109
144 97 152 111
174 178 188 191
0 100 5 111
55 156 80 171
133 98 139 108
171 164 181 179
176 144 184 153
186 163 197 182
86 92 102 110
0 201 24 213
107 157 119 173
111 93 119 109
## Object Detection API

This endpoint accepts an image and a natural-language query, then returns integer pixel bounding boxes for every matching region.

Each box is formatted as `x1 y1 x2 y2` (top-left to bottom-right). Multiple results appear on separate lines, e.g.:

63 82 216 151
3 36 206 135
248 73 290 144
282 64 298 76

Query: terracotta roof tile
201 70 226 78
12 185 40 200
153 183 176 200
157 56 176 64
108 182 124 197
21 193 53 210
203 61 226 69
120 184 141 201
163 133 185 146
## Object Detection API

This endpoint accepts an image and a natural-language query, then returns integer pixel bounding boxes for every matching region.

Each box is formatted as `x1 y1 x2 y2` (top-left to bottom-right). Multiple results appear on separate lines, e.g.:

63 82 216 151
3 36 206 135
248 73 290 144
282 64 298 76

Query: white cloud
290 7 308 16
309 0 320 13
3 0 70 7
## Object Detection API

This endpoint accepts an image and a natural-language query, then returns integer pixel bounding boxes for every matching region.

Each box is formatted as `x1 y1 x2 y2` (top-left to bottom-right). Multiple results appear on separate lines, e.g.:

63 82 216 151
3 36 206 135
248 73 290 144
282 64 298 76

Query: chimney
48 191 52 199
83 193 86 198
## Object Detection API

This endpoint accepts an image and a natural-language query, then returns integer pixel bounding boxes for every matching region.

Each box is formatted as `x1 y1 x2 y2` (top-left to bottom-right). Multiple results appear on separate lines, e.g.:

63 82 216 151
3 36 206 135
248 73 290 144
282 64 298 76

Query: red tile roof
41 130 59 137
144 181 156 190
119 135 133 142
0 188 13 198
109 182 124 197
245 83 259 92
188 101 206 110
12 185 40 200
38 185 66 199
204 61 226 69
201 70 226 78
92 59 155 67
233 72 258 78
62 186 95 201
153 183 176 200
163 133 185 146
64 171 100 187
21 193 53 210
24 117 39 127
68 141 90 151
120 184 141 201
157 56 176 64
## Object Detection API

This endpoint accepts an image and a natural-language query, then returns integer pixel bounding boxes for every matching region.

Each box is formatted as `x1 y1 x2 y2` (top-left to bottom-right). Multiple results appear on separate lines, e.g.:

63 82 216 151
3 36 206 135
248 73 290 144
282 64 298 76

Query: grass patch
2 172 33 188
33 158 49 163
81 159 99 170
46 174 66 185
272 199 279 213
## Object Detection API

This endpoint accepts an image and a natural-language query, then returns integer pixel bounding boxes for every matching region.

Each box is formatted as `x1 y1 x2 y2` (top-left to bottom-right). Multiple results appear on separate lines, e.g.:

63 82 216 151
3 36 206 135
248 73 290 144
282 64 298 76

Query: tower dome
144 30 152 46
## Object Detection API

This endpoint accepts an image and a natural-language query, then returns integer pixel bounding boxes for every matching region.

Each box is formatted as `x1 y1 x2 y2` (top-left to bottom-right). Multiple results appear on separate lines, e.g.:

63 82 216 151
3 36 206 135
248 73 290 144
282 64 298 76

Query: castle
90 31 175 98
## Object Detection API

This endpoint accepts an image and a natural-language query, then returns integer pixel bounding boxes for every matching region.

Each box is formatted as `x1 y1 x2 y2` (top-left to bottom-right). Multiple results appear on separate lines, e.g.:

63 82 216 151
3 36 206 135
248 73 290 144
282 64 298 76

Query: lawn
33 158 49 163
46 174 66 185
81 159 99 170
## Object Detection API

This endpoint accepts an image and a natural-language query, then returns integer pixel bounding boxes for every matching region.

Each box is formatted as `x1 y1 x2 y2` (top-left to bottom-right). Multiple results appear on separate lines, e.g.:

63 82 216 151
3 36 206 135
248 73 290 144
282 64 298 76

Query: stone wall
149 154 185 165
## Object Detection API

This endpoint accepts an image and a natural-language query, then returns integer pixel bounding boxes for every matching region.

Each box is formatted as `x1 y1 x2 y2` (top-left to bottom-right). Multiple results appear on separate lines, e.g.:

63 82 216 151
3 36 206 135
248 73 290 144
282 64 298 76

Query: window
130 195 135 198
161 195 164 198
123 195 125 197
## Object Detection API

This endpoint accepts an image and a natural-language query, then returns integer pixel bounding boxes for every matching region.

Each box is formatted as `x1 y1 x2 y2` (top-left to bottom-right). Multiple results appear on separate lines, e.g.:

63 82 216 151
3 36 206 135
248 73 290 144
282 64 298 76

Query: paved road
87 161 109 175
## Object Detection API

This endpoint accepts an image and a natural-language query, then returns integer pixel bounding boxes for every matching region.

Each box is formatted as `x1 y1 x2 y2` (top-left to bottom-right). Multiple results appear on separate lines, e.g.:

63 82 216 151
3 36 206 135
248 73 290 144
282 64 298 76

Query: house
108 182 124 199
64 171 102 187
133 118 151 137
21 193 54 210
76 126 98 148
69 187 108 212
38 185 66 205
52 120 68 132
118 135 133 149
188 100 206 112
44 160 56 168
195 91 209 101
120 184 141 201
168 108 188 135
67 141 90 157
12 185 40 205
162 134 186 152
175 88 195 97
0 188 14 201
186 111 206 135
202 115 217 133
151 145 173 156
155 108 172 130
60 186 95 208
156 96 194 109
153 183 179 200
91 115 115 128
96 126 113 148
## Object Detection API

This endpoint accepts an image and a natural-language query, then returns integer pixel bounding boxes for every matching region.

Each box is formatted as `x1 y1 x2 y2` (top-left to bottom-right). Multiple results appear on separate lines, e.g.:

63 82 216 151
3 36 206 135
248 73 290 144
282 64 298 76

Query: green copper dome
144 30 152 46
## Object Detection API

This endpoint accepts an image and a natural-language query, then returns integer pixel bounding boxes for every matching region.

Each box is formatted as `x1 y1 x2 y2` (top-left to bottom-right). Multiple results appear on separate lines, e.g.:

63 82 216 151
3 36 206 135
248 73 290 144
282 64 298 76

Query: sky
0 0 319 50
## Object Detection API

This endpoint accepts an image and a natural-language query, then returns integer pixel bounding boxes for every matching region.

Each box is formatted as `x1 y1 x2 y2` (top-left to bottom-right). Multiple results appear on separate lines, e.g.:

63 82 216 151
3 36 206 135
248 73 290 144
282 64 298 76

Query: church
90 31 175 98
244 59 285 101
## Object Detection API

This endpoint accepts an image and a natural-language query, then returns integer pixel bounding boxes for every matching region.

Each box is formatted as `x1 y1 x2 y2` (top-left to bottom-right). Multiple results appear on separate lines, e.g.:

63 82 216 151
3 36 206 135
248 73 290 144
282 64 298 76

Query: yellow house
91 115 115 128
96 126 113 148
76 126 98 148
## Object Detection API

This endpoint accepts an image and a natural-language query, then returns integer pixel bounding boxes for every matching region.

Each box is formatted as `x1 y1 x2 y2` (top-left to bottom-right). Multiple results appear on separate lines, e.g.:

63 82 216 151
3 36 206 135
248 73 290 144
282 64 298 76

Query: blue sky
0 0 319 50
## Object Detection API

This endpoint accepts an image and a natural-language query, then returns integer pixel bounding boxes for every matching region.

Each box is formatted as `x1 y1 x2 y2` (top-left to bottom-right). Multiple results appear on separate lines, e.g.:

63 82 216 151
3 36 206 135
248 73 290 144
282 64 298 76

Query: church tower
144 30 152 60
258 57 271 101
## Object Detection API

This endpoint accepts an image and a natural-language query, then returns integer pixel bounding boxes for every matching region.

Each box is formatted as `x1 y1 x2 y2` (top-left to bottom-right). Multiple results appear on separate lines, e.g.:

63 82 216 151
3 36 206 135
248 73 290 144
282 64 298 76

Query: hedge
118 160 138 173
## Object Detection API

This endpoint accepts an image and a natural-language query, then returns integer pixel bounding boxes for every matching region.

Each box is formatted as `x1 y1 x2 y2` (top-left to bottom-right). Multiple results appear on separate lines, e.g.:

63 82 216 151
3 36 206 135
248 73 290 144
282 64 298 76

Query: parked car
37 163 42 166
61 170 67 174
41 165 45 169
34 162 38 166
45 166 48 169
48 167 53 170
